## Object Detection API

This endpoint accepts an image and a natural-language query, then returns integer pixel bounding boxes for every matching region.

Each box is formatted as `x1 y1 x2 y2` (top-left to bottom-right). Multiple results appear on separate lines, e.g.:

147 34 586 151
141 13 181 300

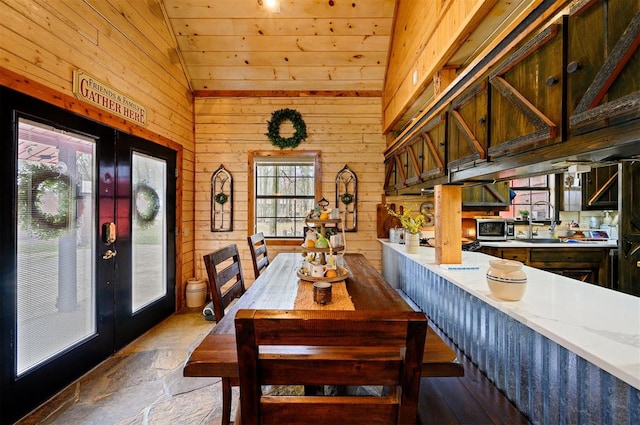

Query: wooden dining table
183 252 463 380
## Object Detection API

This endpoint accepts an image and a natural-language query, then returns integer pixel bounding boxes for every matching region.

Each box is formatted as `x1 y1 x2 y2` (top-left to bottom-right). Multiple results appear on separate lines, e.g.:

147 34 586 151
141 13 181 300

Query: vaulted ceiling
161 0 395 96
159 0 556 133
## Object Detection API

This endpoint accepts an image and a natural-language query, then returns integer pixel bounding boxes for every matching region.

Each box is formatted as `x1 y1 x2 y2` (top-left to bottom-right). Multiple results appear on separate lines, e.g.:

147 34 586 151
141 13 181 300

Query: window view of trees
255 162 315 237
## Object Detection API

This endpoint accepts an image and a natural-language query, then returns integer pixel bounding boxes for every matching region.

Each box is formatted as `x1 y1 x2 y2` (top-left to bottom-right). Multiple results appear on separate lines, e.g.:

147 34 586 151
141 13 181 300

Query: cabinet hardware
545 76 557 86
567 61 581 73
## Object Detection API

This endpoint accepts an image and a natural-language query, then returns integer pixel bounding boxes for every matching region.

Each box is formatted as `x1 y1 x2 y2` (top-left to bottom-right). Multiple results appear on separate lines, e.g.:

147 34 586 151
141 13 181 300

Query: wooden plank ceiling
161 0 395 96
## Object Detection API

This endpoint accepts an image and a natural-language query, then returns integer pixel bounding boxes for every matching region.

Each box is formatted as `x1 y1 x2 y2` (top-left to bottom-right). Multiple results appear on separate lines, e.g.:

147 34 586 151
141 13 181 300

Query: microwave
476 218 515 241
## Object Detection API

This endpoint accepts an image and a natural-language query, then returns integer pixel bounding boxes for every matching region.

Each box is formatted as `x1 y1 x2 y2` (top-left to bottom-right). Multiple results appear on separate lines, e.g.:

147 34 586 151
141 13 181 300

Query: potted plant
518 210 530 221
386 205 427 254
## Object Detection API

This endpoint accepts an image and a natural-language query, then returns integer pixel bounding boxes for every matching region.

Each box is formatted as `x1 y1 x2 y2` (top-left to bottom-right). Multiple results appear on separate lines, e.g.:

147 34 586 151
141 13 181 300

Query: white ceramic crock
486 259 527 301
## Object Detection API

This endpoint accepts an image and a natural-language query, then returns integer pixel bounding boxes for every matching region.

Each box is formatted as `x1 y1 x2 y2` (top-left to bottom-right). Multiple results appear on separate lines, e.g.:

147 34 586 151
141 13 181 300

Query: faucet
530 201 556 238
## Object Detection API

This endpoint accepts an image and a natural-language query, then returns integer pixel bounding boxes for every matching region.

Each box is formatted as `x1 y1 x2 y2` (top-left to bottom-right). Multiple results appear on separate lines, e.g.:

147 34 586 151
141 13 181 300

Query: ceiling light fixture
263 0 280 13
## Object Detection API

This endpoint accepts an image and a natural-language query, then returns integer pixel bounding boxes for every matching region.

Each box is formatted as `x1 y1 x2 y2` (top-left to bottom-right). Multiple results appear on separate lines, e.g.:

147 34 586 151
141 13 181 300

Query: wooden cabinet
481 246 610 287
581 164 619 210
567 0 640 134
461 182 510 211
488 19 563 156
447 82 488 172
384 114 446 194
385 0 640 208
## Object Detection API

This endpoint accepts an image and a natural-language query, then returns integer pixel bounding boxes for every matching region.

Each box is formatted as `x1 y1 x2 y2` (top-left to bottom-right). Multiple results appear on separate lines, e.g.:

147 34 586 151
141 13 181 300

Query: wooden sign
72 70 147 126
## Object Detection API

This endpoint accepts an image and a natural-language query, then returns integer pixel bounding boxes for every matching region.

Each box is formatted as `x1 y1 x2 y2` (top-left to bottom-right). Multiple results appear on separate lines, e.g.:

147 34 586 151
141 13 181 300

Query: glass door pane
16 119 96 375
131 152 167 312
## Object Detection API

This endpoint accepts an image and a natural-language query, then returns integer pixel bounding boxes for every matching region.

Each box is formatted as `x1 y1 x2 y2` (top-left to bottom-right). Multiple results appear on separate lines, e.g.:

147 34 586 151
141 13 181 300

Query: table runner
293 280 355 310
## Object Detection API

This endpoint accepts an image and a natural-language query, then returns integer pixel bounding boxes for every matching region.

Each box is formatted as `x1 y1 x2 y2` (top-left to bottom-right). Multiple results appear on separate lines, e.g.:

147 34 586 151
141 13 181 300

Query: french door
0 88 176 423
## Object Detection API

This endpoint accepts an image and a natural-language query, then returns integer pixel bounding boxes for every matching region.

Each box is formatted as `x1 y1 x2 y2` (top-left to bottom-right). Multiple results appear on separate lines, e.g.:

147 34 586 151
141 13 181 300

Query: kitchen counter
379 239 639 423
479 239 616 286
481 239 618 248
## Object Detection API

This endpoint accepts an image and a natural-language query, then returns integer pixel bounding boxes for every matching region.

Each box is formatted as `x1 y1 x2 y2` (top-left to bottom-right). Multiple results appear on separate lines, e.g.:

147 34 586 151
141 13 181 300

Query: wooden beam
193 90 382 98
435 185 462 265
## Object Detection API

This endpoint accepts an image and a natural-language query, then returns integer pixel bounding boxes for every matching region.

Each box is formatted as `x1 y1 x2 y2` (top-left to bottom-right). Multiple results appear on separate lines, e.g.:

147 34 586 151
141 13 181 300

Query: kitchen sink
516 238 563 243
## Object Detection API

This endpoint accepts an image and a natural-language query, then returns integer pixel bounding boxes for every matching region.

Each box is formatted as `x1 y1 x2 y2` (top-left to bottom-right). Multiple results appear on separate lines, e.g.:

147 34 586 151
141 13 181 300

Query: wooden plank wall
383 0 489 132
0 0 195 305
194 97 386 284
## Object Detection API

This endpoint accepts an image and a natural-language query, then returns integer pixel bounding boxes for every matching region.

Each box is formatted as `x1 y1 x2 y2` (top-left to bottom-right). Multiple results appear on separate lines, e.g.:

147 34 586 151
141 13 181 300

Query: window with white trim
250 152 320 238
506 175 555 220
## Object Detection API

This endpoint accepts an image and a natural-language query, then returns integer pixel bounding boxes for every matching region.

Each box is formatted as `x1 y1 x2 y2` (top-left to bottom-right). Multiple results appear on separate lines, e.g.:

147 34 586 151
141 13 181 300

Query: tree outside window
249 151 321 239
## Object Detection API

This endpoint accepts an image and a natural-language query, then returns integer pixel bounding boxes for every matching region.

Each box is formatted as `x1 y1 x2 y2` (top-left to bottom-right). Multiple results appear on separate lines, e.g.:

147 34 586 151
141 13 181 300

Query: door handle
102 249 117 260
102 222 117 245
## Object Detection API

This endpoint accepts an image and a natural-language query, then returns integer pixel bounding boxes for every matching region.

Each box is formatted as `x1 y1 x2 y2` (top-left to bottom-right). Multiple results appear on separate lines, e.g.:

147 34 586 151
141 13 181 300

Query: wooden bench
184 322 463 379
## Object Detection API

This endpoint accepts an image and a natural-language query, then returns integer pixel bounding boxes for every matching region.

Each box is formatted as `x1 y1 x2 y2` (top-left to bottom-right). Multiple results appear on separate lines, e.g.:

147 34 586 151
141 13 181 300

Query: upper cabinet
461 182 510 211
488 21 563 156
384 0 640 199
447 82 488 172
582 164 619 210
384 114 446 194
567 1 640 134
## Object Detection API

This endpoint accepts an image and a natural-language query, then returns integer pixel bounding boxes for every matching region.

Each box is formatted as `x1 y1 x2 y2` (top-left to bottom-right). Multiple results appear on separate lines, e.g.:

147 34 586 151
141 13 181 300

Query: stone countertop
480 239 618 248
379 239 639 390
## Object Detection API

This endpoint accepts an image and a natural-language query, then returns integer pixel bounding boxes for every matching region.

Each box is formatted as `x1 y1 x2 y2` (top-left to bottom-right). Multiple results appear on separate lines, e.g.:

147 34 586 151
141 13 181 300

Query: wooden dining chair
202 244 246 425
234 309 427 425
247 232 269 278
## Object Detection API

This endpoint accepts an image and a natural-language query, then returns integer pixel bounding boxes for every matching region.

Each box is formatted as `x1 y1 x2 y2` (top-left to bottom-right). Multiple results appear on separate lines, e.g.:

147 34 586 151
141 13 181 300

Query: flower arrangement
386 204 427 235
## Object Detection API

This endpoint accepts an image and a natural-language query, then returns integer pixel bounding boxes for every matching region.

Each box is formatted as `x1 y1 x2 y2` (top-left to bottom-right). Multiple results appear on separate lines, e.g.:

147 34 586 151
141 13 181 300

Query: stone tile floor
17 308 235 425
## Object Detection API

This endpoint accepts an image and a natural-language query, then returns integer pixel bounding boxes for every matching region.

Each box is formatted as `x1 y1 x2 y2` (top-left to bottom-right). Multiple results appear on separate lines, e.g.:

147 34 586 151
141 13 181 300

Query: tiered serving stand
297 217 349 282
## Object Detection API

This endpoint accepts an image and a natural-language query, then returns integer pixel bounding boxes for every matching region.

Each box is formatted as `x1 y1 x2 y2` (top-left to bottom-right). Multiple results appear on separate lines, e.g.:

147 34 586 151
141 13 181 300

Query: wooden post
435 185 462 264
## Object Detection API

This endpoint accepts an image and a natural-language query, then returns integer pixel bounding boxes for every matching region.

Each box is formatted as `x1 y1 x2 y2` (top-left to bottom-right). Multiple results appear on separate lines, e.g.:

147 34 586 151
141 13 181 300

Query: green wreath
18 163 73 239
340 193 354 205
214 192 228 205
134 182 160 228
265 108 307 149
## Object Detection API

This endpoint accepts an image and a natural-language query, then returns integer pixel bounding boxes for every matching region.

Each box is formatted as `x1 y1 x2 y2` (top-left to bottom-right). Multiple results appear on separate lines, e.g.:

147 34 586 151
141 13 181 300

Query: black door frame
0 87 176 423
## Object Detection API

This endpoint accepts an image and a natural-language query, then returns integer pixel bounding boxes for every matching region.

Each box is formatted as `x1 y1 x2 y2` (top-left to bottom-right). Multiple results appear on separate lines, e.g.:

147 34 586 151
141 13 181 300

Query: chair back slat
252 310 414 346
235 309 427 425
202 244 245 321
260 358 402 386
248 232 270 278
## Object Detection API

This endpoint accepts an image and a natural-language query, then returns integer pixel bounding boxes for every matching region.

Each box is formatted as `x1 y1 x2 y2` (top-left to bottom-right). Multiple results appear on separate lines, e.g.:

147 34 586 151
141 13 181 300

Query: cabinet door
619 161 640 296
488 21 563 156
498 248 529 264
462 182 510 211
384 114 446 195
581 165 619 210
558 269 597 283
567 0 640 134
448 83 487 172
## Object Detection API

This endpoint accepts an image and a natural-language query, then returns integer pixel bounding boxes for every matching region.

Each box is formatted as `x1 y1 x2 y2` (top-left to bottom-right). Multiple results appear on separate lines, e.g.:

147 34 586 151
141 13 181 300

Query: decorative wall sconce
335 164 357 232
211 164 233 232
